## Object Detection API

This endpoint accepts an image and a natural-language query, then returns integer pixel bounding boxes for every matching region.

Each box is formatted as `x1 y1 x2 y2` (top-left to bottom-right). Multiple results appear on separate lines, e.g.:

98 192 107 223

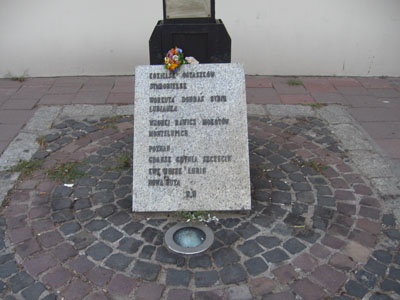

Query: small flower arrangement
164 47 187 73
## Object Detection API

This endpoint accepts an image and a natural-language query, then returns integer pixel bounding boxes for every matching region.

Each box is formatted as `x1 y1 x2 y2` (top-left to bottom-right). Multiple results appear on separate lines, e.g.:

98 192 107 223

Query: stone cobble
0 114 398 299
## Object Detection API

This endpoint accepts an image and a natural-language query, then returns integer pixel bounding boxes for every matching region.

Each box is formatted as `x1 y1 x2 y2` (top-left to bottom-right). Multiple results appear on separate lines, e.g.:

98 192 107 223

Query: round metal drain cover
165 223 214 255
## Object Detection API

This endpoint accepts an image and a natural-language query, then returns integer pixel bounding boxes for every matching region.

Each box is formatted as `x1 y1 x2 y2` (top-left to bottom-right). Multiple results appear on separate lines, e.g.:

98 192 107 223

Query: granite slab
132 63 251 212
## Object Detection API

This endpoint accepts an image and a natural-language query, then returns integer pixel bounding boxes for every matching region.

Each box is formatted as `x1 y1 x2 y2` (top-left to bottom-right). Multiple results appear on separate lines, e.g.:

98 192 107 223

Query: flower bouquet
164 47 186 73
164 47 199 73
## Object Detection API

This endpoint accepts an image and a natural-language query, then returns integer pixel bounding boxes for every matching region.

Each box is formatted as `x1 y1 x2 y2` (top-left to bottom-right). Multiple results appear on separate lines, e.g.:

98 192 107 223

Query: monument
149 0 231 64
132 63 251 212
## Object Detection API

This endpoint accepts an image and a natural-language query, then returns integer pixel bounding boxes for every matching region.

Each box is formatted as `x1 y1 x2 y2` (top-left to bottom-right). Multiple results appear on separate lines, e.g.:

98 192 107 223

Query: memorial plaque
165 0 211 19
133 63 250 212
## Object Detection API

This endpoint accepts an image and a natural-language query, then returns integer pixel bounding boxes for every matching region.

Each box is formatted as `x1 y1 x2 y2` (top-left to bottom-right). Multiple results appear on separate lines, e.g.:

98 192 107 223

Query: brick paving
0 75 399 299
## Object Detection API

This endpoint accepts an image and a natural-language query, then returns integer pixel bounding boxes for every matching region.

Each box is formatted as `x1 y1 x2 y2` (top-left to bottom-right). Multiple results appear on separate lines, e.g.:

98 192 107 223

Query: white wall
0 0 399 77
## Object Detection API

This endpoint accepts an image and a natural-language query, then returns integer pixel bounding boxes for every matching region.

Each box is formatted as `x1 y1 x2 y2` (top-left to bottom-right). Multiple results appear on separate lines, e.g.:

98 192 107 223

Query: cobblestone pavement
0 104 399 299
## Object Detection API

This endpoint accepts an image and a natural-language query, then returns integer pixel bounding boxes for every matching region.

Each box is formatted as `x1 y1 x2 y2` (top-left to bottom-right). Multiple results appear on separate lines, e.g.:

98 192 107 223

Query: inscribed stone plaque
132 63 250 212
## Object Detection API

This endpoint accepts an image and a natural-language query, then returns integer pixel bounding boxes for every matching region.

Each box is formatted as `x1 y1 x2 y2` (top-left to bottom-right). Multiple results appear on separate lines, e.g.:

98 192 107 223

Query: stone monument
132 63 250 211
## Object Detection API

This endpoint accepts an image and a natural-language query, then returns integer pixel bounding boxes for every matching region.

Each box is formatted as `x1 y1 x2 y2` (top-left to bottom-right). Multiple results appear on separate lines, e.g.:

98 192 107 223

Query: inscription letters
147 71 232 192
148 178 180 187
148 156 171 164
133 64 250 212
202 118 229 126
148 145 170 152
176 156 198 164
149 130 188 137
150 97 175 103
210 95 227 102
182 96 204 103
149 105 178 112
203 155 232 163
182 71 215 78
150 119 170 126
150 83 187 90
149 72 176 79
175 119 196 126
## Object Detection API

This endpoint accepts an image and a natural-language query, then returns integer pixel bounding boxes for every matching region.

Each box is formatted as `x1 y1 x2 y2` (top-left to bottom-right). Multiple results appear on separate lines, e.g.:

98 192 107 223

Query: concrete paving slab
370 178 400 201
80 85 113 92
0 172 19 206
72 90 109 104
106 93 134 104
0 141 8 154
114 104 134 116
246 88 280 104
24 106 62 133
368 88 400 98
381 97 400 108
247 104 267 116
23 77 55 86
1 99 39 110
273 82 308 94
114 76 134 86
0 124 23 140
0 79 23 88
280 94 315 104
345 95 387 107
350 151 394 178
328 77 361 87
0 110 34 125
265 104 314 117
376 139 400 159
0 132 39 171
110 86 135 93
47 85 82 94
317 105 354 124
301 77 337 93
358 77 393 89
10 86 49 99
53 77 88 85
337 86 369 95
311 92 348 105
0 87 18 98
350 107 400 122
245 76 273 88
361 122 400 139
61 105 113 117
331 124 374 151
38 94 75 105
84 77 116 86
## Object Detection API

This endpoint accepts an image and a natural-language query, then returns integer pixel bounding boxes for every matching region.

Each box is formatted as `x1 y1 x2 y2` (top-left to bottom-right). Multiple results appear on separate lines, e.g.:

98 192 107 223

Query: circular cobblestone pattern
0 115 399 299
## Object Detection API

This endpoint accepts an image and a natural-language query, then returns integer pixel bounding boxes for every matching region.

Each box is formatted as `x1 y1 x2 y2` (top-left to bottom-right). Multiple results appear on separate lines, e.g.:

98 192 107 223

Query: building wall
1 0 399 77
